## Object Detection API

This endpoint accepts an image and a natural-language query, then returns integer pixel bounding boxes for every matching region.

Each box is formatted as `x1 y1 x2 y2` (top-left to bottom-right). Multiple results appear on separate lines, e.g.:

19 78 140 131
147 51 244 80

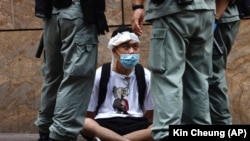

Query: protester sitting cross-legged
80 26 154 141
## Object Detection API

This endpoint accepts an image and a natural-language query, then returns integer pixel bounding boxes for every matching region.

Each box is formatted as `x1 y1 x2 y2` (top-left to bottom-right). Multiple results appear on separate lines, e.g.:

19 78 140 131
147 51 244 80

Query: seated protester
81 26 154 141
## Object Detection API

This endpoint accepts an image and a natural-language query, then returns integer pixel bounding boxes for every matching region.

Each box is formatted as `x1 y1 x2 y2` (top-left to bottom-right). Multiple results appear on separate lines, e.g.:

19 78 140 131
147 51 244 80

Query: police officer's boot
38 131 49 141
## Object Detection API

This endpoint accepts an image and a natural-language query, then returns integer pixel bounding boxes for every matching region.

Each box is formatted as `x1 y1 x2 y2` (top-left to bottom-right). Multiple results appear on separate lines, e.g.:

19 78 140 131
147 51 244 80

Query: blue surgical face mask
119 54 140 69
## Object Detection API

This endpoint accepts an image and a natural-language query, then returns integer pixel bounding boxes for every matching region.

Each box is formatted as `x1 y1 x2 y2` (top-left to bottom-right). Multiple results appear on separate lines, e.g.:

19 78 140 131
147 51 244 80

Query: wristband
132 4 144 11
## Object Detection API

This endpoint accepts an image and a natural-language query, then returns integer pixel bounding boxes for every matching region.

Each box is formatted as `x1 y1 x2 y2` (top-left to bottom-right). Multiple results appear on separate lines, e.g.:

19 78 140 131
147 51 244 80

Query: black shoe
38 131 49 141
160 136 169 141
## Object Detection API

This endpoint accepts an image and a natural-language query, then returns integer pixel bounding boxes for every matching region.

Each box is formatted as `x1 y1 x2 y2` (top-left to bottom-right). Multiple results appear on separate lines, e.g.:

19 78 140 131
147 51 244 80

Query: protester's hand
131 9 144 36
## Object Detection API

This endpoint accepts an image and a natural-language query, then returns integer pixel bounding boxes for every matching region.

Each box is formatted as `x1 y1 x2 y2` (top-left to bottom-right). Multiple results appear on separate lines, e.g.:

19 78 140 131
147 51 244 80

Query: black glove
151 0 164 5
95 0 109 35
96 11 109 35
80 0 109 35
35 0 52 18
80 0 96 24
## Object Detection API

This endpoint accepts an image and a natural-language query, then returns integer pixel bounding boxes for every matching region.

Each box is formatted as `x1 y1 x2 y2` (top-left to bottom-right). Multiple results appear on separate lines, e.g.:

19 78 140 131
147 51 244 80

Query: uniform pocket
148 28 167 73
70 30 98 77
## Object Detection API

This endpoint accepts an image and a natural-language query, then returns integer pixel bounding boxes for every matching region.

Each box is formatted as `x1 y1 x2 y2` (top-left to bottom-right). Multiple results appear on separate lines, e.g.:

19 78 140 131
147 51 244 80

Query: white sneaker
93 137 101 141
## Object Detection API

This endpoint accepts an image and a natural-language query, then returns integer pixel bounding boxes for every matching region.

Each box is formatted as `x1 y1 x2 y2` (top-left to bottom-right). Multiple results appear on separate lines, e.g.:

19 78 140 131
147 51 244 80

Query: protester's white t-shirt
87 65 154 119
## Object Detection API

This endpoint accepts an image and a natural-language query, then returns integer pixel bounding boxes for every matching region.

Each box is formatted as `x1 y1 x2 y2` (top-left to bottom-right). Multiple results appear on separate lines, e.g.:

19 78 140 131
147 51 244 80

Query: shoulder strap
135 64 146 110
96 62 111 112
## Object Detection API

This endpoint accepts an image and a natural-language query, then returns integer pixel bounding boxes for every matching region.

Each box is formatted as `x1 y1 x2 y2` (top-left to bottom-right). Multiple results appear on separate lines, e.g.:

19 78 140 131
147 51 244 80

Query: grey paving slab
0 134 86 141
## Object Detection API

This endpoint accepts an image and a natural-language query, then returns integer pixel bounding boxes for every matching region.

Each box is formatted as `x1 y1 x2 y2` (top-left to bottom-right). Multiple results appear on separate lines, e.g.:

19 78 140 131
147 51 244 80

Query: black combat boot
38 131 49 141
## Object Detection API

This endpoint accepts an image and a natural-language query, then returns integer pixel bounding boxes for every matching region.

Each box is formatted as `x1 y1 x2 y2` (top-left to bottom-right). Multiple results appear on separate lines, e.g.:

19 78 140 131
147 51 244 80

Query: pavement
0 133 87 141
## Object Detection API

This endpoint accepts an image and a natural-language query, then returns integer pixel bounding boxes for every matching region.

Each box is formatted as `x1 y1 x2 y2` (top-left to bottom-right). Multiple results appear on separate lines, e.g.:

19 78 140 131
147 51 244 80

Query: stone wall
0 0 249 133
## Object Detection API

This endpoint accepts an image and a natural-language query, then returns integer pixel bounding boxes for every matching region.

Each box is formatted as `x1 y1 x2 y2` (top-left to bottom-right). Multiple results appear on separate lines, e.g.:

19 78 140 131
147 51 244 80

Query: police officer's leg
148 16 185 140
181 10 214 124
48 3 98 140
34 14 63 137
209 20 240 124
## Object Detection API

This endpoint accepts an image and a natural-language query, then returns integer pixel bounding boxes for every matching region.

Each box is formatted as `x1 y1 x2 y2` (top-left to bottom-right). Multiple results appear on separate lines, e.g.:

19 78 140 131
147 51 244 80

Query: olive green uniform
209 4 240 125
34 1 98 140
144 0 215 140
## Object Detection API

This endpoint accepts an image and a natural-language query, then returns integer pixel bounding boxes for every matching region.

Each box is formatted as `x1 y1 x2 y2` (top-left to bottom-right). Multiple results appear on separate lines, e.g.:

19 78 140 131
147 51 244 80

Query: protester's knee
84 118 99 131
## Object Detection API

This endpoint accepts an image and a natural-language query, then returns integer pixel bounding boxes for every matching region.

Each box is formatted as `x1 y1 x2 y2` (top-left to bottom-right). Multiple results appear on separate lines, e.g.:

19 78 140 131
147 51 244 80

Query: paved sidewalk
0 133 87 141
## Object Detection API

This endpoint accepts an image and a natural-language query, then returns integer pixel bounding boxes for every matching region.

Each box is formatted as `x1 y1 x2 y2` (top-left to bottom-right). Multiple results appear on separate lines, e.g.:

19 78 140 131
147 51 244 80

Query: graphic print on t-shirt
112 77 130 114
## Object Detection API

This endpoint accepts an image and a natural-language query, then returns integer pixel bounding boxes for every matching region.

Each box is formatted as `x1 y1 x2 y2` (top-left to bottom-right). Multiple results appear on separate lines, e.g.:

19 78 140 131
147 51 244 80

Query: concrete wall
0 0 249 133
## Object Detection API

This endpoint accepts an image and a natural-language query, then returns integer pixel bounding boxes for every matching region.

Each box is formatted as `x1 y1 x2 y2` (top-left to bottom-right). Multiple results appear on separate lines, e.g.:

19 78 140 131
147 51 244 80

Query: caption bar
169 125 250 140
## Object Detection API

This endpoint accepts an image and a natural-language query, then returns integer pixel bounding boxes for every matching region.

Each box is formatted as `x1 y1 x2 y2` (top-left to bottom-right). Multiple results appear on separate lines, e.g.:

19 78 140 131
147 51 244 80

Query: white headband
107 31 140 49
